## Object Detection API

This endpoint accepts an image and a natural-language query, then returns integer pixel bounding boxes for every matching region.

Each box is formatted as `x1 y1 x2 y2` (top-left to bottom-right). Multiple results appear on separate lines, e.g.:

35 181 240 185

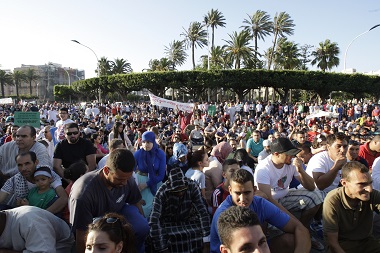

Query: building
11 63 85 100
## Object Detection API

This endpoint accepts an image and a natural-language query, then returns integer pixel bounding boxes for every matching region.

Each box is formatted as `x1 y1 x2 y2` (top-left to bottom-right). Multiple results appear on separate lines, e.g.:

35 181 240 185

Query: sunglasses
167 147 173 149
92 217 124 237
66 131 79 136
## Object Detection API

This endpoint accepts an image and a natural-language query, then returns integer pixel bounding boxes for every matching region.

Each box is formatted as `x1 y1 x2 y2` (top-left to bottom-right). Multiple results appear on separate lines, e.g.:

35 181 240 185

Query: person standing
55 107 74 143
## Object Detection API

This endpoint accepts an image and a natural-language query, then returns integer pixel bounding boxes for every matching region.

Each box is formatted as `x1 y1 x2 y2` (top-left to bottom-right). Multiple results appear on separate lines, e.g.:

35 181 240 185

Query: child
23 166 56 209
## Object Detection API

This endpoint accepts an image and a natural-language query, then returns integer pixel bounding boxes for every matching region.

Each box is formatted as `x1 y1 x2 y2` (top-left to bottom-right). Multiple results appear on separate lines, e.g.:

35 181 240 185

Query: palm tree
275 39 301 70
98 57 112 76
13 70 26 99
223 30 253 69
24 68 40 95
164 40 187 69
149 58 175 71
181 22 208 69
0 70 13 98
111 58 132 74
268 12 295 70
242 10 273 69
311 39 340 72
204 9 226 49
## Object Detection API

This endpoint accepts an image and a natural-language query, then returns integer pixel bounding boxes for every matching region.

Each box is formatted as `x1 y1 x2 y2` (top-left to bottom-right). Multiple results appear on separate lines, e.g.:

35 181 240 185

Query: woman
134 131 166 217
185 150 209 198
85 213 136 253
167 142 189 177
164 142 174 163
91 134 109 160
109 122 133 151
203 141 233 208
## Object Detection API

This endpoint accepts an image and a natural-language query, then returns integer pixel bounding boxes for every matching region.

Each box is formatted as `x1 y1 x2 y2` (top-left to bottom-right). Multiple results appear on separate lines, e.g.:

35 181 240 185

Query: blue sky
1 1 379 78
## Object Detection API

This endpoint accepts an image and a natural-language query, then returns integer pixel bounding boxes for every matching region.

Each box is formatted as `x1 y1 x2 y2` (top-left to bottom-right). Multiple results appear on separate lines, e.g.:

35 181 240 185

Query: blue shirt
210 195 290 253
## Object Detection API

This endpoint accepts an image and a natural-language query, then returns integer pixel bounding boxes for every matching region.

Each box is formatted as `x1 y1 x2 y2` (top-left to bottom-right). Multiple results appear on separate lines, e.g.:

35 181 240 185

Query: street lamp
71 40 101 102
343 24 380 72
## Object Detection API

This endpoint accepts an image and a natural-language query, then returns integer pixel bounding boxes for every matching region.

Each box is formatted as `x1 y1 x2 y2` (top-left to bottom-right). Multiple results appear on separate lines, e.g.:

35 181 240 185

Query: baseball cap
270 138 300 156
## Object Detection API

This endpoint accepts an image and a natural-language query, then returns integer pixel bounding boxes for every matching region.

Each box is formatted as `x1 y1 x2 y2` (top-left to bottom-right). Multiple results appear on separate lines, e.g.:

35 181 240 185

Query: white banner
148 93 194 112
0 98 13 104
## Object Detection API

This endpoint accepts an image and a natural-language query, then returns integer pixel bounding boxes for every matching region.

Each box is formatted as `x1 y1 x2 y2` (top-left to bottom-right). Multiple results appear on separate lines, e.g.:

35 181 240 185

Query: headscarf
167 143 188 173
211 141 233 164
136 131 159 193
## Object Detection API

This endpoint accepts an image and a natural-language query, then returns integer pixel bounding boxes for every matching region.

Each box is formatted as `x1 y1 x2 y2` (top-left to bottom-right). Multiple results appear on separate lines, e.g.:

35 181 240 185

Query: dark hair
65 123 79 131
342 161 369 181
64 161 87 181
326 132 347 146
106 148 135 173
188 150 207 168
59 107 69 113
231 169 254 187
112 122 124 139
222 159 239 173
90 133 99 144
109 139 125 152
233 149 249 167
15 151 37 163
312 135 327 149
217 206 260 247
19 125 36 138
86 213 137 253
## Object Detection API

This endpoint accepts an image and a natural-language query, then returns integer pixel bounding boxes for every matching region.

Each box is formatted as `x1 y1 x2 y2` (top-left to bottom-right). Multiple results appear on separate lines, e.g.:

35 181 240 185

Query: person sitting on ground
189 124 204 145
218 206 270 253
86 212 137 253
18 166 57 210
323 161 380 253
257 139 271 163
185 150 209 199
149 167 210 253
346 139 369 167
0 206 74 252
359 134 380 170
210 169 311 253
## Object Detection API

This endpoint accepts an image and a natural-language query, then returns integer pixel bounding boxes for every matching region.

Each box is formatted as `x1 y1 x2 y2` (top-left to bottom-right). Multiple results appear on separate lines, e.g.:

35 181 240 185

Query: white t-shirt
305 151 342 194
255 155 299 200
185 168 206 189
372 157 380 191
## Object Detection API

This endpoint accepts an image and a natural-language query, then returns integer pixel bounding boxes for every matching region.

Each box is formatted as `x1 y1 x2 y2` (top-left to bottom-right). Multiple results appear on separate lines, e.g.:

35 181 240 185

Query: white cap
263 140 271 147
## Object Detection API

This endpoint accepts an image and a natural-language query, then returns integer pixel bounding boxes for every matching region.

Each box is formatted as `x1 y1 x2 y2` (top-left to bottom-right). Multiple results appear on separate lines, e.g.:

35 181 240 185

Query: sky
1 1 380 79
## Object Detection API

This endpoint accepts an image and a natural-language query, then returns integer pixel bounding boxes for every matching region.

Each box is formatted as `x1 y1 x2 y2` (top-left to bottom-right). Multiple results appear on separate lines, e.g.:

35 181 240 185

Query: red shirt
212 182 230 215
358 142 380 169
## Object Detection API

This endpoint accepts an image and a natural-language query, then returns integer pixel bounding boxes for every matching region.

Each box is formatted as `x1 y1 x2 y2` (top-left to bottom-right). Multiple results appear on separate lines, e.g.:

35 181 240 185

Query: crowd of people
0 99 380 252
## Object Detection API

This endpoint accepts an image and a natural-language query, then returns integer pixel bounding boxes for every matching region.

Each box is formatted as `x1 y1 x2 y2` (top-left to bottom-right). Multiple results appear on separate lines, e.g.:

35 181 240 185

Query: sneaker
310 220 324 239
311 236 325 251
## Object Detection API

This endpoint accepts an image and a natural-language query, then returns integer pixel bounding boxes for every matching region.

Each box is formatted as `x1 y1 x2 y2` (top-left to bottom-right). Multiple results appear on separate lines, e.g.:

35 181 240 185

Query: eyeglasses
66 131 79 136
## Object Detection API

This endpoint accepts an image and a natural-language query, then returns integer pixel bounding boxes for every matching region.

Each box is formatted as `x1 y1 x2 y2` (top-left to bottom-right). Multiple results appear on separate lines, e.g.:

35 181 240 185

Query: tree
24 68 40 95
299 44 314 70
0 70 13 98
268 12 295 70
223 30 253 69
13 70 26 99
149 58 175 71
275 39 301 70
204 9 226 50
111 58 132 74
242 10 273 69
98 57 112 76
181 22 208 70
311 39 340 72
164 40 187 69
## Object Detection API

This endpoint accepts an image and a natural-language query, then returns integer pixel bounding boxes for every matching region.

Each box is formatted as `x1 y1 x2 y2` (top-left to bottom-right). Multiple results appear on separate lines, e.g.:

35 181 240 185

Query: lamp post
206 24 211 102
71 40 101 102
343 24 380 72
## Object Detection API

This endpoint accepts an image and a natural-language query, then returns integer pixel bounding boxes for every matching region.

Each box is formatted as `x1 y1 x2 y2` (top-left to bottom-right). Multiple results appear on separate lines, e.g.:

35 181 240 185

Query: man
347 139 369 167
359 134 380 170
291 130 311 148
42 125 55 162
210 169 310 253
306 132 348 197
53 122 96 179
211 159 240 215
0 206 74 252
257 139 271 163
254 137 323 250
0 151 67 214
55 107 74 143
97 139 125 170
218 206 270 253
69 148 148 253
0 125 52 186
189 123 204 145
149 167 210 253
323 161 380 253
246 130 264 163
3 124 19 144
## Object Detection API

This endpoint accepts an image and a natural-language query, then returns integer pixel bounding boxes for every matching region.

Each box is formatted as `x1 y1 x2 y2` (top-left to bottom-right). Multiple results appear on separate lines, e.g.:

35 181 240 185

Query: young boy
20 166 57 209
